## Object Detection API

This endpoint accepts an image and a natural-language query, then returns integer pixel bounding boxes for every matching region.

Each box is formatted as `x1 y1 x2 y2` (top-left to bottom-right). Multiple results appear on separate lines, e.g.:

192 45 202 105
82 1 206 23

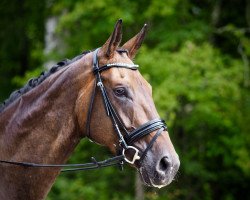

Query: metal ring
122 146 140 164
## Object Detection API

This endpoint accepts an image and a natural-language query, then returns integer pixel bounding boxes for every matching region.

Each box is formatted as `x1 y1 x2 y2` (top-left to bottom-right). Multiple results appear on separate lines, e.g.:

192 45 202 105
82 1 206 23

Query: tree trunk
210 0 222 43
211 0 221 27
135 172 144 200
246 0 250 27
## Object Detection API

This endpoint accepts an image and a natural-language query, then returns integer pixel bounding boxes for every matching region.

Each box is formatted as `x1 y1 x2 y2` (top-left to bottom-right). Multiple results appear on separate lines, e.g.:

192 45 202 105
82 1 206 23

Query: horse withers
0 19 180 200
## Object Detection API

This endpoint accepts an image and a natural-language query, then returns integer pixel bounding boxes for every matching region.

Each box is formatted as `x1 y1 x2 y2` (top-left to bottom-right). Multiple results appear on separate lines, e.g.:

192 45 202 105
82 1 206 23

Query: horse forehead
113 52 134 64
109 68 152 94
100 52 152 91
101 53 136 79
99 51 133 65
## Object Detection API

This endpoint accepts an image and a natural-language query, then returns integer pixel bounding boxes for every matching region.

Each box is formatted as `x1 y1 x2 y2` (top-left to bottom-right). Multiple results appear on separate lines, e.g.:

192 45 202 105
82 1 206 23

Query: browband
94 63 139 74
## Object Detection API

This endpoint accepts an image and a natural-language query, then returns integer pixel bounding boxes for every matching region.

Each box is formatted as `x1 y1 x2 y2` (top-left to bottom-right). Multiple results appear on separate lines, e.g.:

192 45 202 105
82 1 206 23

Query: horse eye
114 87 126 97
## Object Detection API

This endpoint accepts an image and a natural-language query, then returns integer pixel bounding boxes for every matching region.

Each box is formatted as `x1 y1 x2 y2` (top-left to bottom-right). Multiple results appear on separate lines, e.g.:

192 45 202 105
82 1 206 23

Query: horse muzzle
139 152 180 188
136 130 180 188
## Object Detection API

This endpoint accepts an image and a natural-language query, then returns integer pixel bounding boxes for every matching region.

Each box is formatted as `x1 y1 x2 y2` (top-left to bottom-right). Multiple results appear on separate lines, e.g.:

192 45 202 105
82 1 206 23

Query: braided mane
0 51 91 113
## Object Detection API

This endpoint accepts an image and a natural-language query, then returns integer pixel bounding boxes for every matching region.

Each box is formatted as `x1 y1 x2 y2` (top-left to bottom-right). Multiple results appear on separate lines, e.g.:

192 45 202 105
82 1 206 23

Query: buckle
122 146 140 164
97 81 103 87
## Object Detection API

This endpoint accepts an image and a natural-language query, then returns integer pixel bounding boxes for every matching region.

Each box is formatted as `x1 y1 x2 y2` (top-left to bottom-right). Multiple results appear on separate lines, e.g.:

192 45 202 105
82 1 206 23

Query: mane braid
0 50 91 113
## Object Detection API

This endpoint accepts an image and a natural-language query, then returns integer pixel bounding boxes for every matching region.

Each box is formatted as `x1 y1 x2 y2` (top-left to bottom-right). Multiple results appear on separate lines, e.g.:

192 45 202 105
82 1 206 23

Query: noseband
87 48 166 165
0 48 167 171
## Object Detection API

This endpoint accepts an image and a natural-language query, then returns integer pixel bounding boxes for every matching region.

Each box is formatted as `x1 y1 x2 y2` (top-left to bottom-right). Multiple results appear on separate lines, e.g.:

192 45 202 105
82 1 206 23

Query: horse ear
100 19 123 58
122 24 148 59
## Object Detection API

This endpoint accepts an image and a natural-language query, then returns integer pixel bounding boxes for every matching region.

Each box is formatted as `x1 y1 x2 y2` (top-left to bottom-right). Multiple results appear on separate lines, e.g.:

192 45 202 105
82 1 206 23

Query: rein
0 48 167 172
0 155 125 172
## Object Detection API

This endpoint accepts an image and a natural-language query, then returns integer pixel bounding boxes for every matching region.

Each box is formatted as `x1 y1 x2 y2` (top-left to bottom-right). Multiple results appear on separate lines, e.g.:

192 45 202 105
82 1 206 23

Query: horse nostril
159 156 171 172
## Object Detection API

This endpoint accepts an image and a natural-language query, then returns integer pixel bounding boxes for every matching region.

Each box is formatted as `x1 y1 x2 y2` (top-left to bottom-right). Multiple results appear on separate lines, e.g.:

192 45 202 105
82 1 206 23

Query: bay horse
0 20 180 200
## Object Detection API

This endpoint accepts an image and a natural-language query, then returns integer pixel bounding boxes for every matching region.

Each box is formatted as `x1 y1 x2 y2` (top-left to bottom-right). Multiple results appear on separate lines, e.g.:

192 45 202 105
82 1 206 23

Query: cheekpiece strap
92 48 100 74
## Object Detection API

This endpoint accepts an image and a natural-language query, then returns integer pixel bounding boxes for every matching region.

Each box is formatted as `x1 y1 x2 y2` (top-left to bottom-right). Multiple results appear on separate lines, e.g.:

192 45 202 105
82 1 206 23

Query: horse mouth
138 164 177 189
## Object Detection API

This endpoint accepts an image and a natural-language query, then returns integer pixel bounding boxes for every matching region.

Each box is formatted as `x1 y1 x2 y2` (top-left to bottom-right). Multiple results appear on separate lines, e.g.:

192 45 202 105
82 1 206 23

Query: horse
0 19 180 200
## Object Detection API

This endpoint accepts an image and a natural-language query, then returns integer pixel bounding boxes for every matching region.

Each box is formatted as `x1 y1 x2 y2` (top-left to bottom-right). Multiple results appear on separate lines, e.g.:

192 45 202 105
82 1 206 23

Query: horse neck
0 56 93 200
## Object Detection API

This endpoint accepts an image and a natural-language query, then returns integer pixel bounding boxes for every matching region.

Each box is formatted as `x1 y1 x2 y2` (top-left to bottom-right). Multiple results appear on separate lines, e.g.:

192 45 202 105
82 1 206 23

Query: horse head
77 20 180 188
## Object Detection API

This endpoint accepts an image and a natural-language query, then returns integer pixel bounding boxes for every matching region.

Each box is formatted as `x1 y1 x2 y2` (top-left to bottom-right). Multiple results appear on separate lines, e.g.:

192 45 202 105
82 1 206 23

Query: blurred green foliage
0 0 249 199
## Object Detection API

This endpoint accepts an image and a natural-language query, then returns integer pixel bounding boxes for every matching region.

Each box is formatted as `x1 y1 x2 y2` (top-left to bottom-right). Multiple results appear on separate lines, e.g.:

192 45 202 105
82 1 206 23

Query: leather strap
125 119 166 144
139 127 164 162
94 63 138 74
